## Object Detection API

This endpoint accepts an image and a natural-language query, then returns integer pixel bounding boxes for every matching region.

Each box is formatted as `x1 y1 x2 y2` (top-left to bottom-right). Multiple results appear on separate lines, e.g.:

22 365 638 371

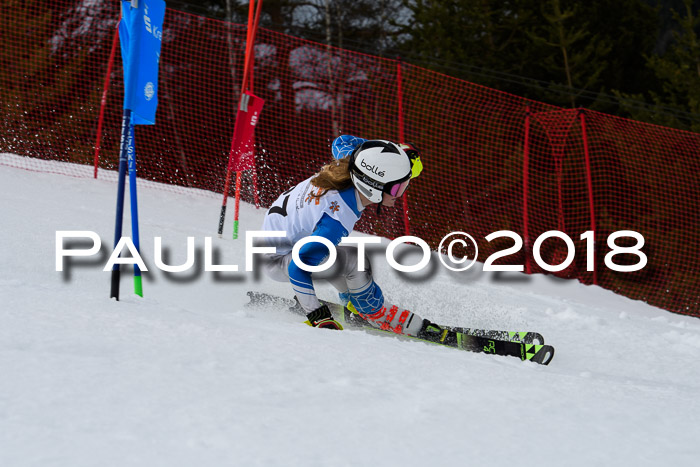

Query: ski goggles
385 177 410 197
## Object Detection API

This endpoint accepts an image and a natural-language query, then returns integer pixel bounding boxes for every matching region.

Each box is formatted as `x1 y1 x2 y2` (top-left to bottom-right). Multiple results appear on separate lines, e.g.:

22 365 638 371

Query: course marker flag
110 0 165 300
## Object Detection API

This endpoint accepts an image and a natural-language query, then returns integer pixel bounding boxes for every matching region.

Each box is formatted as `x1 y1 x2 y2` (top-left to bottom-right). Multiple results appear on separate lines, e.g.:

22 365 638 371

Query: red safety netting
1 0 699 316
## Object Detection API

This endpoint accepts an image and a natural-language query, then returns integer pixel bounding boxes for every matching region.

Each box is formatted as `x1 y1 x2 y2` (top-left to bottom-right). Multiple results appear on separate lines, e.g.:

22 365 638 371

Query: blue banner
119 0 165 125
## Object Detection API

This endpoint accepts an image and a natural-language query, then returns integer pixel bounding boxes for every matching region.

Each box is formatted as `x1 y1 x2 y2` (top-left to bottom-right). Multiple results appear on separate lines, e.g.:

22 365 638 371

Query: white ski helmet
348 140 412 204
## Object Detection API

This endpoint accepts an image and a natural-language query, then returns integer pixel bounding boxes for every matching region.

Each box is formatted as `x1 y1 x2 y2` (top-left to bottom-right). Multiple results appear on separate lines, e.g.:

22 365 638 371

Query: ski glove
305 304 344 330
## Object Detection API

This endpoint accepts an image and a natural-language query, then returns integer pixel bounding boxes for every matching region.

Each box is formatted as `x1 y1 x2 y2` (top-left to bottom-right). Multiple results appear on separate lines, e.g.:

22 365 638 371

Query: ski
246 291 546 344
246 291 554 365
247 291 301 310
248 291 554 365
450 327 545 345
452 333 554 365
340 318 555 365
246 291 555 365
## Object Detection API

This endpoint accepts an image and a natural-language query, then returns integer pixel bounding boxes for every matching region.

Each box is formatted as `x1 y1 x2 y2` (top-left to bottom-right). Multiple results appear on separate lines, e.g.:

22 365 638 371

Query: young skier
260 136 450 343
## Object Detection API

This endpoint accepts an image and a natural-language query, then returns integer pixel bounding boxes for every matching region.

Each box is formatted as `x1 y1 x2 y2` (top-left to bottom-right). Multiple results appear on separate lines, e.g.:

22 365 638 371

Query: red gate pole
523 106 532 274
247 9 260 210
232 0 262 238
93 20 120 179
218 0 262 238
396 57 411 236
579 109 598 285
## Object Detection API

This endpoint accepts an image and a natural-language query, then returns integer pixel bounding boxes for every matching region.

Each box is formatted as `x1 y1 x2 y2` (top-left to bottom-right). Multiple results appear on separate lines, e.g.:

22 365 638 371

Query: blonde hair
310 158 353 197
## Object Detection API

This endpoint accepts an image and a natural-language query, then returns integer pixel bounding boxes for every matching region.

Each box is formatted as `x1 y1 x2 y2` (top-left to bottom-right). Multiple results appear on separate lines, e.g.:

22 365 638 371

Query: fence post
579 109 598 285
93 21 120 179
396 57 411 236
523 105 532 274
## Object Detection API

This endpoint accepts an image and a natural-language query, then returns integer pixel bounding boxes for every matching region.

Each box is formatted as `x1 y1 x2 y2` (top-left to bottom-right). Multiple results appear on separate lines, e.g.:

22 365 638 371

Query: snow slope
1 156 700 467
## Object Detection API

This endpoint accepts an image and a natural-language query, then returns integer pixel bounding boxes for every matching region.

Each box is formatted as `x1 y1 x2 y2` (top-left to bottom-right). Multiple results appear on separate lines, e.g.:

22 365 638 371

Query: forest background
167 0 700 133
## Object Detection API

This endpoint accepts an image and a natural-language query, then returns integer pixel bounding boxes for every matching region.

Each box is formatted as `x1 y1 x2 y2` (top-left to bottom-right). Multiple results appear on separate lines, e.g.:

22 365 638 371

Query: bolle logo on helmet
360 158 385 177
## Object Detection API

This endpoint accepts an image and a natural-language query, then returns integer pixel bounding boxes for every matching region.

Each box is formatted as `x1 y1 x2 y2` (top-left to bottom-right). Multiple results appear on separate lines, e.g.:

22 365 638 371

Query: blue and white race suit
259 135 424 335
261 175 385 315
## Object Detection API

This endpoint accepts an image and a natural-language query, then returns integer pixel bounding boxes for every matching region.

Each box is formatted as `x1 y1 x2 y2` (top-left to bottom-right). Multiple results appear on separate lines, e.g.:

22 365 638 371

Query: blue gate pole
110 108 132 300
